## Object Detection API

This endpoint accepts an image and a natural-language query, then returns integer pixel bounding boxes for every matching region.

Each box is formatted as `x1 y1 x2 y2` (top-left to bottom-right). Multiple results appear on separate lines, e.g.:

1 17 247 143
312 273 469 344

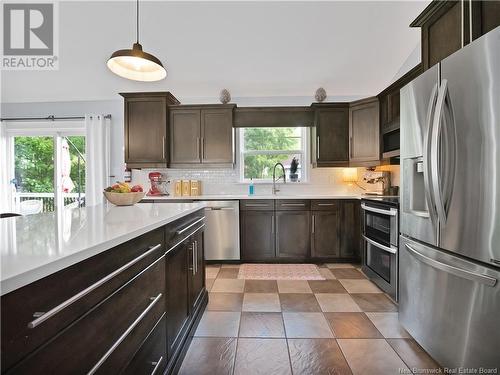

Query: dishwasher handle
205 207 235 211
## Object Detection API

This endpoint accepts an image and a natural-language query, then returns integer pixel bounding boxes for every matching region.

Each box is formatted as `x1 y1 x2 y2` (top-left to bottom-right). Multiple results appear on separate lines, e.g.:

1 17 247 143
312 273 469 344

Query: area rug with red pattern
237 263 325 280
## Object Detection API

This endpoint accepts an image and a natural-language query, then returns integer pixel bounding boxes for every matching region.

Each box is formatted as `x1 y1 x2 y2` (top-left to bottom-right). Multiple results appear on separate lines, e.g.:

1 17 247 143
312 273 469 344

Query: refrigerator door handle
404 243 497 287
423 83 439 224
430 80 449 225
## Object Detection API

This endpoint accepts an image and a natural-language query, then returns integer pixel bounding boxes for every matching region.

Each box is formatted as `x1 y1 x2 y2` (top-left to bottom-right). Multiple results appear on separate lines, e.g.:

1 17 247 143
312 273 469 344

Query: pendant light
107 0 166 82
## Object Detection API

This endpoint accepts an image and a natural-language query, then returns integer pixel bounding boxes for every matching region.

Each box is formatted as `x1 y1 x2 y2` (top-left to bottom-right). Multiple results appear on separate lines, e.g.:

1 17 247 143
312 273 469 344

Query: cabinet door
240 211 275 261
315 107 349 166
170 109 201 164
166 240 190 355
349 98 380 163
125 97 167 165
340 201 361 259
311 210 340 258
201 109 234 164
276 211 310 259
189 231 205 312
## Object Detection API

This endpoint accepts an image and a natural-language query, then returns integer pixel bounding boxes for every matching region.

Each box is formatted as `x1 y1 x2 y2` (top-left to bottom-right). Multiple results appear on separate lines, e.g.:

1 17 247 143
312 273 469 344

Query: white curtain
85 115 110 206
0 123 14 213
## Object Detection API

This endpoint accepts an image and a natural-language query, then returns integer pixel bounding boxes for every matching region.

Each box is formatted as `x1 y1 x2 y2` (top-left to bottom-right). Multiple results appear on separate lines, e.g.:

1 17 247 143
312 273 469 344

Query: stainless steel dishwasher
203 201 240 260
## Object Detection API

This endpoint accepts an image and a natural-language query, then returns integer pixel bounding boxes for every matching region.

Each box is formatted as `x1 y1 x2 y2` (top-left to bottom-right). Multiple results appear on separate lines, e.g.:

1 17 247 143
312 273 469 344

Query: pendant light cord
136 0 139 43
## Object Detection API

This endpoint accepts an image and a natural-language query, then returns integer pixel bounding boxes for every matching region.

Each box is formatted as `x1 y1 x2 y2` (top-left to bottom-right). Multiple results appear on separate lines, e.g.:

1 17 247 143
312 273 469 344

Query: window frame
3 120 85 212
238 127 310 183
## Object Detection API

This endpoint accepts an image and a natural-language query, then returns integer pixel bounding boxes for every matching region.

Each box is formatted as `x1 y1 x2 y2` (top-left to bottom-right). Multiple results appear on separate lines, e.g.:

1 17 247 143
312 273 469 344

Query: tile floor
179 263 440 375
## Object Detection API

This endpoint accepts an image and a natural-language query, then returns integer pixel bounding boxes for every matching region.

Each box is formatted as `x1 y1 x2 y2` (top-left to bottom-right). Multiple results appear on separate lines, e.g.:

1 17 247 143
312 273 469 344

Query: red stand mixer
147 172 170 196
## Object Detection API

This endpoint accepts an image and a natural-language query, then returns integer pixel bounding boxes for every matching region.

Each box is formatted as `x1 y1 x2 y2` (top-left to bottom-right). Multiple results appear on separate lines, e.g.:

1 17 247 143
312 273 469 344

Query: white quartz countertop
142 194 364 201
0 202 205 295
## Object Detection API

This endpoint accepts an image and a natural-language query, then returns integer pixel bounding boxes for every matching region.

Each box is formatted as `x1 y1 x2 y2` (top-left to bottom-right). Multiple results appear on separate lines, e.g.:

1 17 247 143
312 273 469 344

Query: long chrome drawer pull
362 235 397 254
405 244 497 287
150 356 164 375
317 203 334 206
28 243 163 329
87 293 162 375
176 217 205 235
282 203 306 207
361 203 397 216
167 224 206 255
245 204 269 207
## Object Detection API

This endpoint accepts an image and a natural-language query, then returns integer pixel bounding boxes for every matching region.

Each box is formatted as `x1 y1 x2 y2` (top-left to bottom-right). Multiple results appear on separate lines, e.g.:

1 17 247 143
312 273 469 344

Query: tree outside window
240 127 307 181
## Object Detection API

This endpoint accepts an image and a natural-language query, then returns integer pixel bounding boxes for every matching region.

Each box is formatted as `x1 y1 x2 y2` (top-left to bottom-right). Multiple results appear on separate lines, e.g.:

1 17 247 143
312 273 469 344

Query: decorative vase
290 173 299 182
315 87 327 102
219 89 231 104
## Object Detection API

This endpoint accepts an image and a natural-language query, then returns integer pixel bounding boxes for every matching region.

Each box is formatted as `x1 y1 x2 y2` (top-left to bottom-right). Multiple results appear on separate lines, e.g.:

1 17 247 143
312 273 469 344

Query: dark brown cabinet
276 210 311 259
378 64 423 161
169 105 235 167
1 210 207 375
311 201 341 258
411 0 500 71
349 97 380 165
189 230 205 313
311 103 350 167
121 92 179 169
240 199 359 262
170 109 201 164
240 210 275 261
340 200 361 258
166 239 190 356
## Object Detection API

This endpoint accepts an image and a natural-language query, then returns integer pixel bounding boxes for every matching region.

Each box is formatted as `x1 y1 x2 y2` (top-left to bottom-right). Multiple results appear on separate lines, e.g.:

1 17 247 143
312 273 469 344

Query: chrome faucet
272 162 286 195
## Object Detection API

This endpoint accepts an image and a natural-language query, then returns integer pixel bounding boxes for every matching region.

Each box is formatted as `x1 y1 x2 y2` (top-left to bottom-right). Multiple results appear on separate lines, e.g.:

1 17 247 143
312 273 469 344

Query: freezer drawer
399 235 500 369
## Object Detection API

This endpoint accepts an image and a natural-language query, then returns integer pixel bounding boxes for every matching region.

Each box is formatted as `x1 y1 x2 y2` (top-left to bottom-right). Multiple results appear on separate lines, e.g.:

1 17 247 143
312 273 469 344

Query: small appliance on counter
147 172 169 196
361 196 399 301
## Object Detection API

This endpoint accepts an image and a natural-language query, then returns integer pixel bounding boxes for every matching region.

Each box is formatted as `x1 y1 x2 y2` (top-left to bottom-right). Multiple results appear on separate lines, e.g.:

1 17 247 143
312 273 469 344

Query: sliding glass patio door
3 121 85 214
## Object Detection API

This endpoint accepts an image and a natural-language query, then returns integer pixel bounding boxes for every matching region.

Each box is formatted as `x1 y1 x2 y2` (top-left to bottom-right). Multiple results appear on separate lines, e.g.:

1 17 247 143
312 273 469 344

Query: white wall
1 100 125 182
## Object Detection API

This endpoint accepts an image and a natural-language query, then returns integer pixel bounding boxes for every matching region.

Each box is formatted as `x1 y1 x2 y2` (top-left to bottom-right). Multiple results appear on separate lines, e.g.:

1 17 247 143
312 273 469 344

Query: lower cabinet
1 210 207 375
340 200 361 258
311 210 341 258
276 210 311 259
166 238 190 356
123 314 167 375
189 229 205 313
240 199 360 262
240 210 275 260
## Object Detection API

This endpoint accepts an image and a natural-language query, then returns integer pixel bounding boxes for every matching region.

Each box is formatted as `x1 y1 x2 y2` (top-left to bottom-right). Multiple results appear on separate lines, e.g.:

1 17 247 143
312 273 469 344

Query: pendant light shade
107 0 166 82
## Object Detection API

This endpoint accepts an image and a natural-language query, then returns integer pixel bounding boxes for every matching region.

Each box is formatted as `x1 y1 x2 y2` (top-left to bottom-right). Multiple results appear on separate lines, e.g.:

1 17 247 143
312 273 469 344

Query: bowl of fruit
103 182 145 206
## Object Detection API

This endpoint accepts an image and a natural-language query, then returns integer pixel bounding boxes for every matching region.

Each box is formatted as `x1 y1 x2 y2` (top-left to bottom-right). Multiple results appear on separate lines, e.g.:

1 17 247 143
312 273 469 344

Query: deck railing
13 192 85 213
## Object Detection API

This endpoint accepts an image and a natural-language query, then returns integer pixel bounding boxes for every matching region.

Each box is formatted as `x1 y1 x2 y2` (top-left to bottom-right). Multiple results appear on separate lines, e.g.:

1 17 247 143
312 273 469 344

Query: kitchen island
1 202 207 375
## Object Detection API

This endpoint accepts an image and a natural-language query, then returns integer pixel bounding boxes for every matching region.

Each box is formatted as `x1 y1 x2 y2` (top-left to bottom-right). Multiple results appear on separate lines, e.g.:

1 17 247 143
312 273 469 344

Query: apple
131 185 143 193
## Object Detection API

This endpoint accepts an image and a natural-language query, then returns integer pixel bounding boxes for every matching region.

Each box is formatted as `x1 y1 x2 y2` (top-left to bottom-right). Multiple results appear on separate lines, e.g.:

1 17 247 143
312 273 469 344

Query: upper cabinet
378 64 423 161
411 0 500 71
349 97 380 165
169 105 235 168
311 103 350 167
121 92 180 169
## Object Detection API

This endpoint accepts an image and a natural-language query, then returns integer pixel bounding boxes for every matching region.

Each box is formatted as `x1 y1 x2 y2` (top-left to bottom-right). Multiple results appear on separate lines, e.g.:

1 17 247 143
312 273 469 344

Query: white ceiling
1 1 430 104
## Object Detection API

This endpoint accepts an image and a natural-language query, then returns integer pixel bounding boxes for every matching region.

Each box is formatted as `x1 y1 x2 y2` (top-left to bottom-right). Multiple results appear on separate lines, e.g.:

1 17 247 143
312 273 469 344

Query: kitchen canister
174 180 182 197
182 180 191 196
190 180 201 196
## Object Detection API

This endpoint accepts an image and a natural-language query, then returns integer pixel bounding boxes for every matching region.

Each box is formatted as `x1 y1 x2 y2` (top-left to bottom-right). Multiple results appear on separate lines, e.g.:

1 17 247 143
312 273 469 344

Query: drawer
240 200 274 211
7 257 166 375
1 228 165 372
122 314 167 375
276 199 310 211
311 200 339 211
165 210 205 248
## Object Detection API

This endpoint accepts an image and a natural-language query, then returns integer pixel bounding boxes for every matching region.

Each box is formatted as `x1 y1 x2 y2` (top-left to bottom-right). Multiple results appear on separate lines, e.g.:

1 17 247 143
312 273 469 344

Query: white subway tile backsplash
131 165 400 196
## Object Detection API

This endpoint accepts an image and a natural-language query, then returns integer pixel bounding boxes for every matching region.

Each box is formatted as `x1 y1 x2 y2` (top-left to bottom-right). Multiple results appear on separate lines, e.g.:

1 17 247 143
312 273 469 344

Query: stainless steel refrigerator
400 25 500 369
